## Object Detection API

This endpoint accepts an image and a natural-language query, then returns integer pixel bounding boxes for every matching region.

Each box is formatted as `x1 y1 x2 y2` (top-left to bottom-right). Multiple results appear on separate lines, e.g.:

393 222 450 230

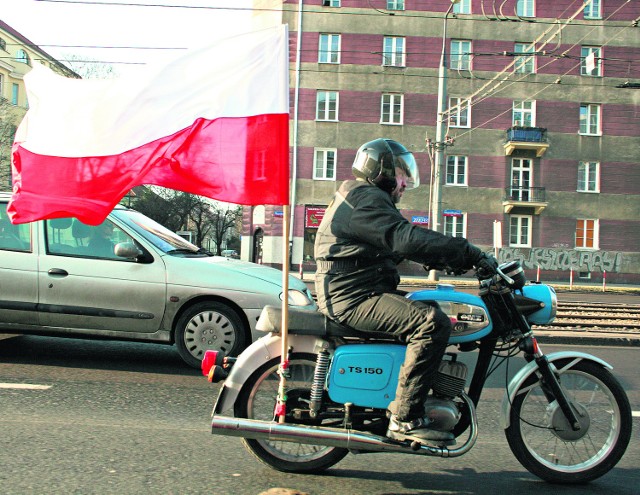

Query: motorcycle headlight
280 289 315 307
521 284 557 324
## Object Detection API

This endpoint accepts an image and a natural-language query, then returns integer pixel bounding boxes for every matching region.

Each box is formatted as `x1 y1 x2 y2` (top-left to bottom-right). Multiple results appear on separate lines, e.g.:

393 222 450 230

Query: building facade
242 0 640 285
0 20 79 189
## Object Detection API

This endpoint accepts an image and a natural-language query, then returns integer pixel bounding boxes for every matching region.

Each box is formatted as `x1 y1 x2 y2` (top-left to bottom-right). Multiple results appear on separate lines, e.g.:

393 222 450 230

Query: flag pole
276 203 291 423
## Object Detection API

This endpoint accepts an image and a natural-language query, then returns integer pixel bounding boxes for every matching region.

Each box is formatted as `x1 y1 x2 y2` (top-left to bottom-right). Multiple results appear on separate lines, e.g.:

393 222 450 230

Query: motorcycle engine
422 358 468 432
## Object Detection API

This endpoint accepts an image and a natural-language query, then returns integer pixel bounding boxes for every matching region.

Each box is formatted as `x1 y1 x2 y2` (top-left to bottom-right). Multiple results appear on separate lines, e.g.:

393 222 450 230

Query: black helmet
352 138 419 193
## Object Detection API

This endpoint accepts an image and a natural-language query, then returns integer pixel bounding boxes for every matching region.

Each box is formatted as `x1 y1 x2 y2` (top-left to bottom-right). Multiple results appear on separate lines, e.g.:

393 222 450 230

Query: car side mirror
114 242 144 260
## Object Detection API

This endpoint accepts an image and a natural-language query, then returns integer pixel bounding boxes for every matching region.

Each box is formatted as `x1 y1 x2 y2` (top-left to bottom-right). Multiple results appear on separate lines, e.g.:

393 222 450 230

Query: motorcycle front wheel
505 359 632 484
234 353 348 473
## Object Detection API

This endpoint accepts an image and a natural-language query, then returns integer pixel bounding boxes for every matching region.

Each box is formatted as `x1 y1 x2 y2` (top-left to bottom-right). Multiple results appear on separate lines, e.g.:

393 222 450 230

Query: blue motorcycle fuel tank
407 284 493 344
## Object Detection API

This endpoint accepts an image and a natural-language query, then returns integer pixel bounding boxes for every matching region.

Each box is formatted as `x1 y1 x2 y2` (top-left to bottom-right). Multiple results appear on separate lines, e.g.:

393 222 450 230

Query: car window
45 218 134 260
0 203 31 252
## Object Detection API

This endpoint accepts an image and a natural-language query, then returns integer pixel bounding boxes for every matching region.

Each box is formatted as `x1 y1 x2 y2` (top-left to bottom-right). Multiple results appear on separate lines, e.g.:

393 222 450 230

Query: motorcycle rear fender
213 332 326 415
500 351 612 429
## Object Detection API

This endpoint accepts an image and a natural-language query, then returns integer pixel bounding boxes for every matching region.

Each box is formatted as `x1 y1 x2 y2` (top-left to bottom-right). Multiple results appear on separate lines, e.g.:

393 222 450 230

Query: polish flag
9 25 290 225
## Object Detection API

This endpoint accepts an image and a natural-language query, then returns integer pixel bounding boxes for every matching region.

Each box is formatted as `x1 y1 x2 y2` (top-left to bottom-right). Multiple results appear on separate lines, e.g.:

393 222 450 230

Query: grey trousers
339 292 452 420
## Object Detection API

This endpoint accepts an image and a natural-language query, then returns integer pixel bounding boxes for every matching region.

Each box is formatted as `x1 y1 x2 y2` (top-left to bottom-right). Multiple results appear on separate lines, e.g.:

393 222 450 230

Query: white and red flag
9 25 290 225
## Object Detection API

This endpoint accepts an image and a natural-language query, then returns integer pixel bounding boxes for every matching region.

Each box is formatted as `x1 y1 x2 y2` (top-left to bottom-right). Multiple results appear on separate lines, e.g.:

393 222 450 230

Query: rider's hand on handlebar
475 252 499 279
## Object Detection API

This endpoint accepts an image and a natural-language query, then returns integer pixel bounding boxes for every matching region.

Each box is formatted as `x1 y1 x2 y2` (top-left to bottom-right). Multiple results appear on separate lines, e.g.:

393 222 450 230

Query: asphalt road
0 334 638 495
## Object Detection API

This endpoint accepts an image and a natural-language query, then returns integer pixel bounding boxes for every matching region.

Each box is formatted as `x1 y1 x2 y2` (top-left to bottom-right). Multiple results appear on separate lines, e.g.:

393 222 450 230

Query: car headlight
280 289 314 306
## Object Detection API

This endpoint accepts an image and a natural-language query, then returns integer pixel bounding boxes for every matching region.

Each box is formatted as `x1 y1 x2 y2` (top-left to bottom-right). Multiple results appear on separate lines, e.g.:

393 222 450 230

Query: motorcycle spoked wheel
234 353 349 473
505 359 632 484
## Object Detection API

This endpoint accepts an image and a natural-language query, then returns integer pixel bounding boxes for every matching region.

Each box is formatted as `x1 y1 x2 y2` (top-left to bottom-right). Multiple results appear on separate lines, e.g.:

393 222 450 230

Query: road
0 333 638 495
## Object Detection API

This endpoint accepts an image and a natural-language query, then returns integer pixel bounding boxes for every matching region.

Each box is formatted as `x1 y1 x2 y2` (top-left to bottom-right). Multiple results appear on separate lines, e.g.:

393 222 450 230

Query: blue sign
412 215 429 225
443 209 463 217
274 210 284 217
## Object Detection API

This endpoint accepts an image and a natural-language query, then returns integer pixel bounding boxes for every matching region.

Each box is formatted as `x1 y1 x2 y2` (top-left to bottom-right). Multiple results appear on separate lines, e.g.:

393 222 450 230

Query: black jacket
314 180 477 320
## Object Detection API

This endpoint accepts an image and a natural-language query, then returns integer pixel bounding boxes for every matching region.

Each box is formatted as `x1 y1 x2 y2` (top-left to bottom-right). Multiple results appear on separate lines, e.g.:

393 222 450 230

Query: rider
314 138 498 445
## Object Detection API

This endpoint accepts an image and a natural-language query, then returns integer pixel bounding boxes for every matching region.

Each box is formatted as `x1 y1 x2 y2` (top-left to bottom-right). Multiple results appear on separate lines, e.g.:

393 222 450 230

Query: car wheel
175 301 246 368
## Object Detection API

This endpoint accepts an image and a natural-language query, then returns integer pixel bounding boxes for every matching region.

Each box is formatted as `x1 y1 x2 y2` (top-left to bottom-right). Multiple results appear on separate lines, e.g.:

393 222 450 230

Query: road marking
0 383 51 390
633 411 640 418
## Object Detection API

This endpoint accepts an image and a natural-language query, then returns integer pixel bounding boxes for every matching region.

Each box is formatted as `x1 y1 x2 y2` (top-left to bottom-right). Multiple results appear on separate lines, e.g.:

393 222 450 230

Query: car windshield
112 209 206 255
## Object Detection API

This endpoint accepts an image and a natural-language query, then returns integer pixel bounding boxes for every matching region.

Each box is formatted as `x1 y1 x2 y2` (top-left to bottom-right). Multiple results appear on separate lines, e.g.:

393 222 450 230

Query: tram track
534 301 640 333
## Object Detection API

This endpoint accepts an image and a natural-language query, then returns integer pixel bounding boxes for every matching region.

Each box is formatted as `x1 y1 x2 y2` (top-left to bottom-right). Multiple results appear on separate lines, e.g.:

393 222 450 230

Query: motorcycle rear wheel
505 359 632 483
234 353 349 473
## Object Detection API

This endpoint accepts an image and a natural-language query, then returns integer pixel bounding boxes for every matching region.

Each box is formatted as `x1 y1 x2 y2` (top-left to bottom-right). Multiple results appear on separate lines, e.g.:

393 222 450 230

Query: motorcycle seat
256 305 396 341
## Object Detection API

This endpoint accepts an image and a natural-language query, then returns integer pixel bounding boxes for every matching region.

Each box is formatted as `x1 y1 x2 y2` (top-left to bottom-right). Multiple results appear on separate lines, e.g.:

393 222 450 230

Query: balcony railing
504 126 549 157
503 186 548 214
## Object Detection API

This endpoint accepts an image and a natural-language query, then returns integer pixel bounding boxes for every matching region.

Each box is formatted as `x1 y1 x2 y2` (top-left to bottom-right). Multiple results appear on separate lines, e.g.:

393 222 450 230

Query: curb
534 331 640 347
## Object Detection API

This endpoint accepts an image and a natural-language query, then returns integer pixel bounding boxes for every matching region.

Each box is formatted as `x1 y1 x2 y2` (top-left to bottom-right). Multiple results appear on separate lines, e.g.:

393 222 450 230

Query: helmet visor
395 152 419 189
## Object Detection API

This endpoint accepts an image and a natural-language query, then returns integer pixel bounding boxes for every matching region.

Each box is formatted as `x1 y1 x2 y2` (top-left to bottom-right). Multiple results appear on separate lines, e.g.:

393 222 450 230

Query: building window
11 83 18 106
450 40 471 71
514 43 536 74
322 0 340 6
576 219 598 249
581 46 602 76
15 49 29 64
516 0 535 17
446 155 467 186
453 0 471 14
316 91 338 121
383 37 405 67
0 38 6 51
449 97 470 128
584 0 601 19
318 34 340 64
579 103 601 135
444 214 466 238
509 215 532 247
314 148 336 180
513 100 536 127
387 0 404 10
510 158 532 201
381 93 403 125
578 161 600 193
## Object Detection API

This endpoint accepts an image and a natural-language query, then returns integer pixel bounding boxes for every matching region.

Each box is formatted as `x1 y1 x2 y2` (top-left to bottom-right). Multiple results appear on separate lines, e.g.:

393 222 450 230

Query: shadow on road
0 333 198 376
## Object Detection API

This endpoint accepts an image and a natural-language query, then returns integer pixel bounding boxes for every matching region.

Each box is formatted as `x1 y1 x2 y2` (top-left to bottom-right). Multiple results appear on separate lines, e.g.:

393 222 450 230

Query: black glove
476 252 499 278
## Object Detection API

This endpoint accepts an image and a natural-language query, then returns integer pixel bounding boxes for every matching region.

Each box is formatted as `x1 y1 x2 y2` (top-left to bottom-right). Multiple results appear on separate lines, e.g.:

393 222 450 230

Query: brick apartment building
242 0 640 284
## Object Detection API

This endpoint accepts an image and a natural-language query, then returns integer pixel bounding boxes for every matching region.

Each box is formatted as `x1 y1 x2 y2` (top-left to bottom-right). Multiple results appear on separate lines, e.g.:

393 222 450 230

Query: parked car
221 249 239 259
0 193 316 368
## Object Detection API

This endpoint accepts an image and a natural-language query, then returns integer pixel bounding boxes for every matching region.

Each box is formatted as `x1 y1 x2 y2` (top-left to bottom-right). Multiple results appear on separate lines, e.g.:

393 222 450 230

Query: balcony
503 187 548 214
504 127 549 157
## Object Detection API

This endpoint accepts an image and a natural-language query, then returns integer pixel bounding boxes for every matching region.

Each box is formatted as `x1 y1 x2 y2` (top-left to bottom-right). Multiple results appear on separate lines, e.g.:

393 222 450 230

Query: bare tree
62 53 118 79
208 203 242 255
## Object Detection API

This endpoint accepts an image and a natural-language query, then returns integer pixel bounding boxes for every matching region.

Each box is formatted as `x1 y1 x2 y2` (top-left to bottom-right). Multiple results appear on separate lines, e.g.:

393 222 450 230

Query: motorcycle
203 261 632 484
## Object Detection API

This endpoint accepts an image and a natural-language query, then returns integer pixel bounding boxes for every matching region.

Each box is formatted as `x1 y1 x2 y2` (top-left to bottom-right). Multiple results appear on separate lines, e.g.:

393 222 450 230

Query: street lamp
430 0 460 235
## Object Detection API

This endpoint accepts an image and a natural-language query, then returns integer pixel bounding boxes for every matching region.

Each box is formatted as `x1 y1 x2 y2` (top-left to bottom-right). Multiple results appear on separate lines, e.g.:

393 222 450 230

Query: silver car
0 193 315 368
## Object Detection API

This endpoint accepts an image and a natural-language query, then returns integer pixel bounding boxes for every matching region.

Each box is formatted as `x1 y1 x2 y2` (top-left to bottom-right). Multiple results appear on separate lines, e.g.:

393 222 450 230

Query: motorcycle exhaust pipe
212 396 478 458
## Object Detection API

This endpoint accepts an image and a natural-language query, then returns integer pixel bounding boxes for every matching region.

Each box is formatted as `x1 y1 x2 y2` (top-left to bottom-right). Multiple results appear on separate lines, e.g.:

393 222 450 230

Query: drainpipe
289 0 303 268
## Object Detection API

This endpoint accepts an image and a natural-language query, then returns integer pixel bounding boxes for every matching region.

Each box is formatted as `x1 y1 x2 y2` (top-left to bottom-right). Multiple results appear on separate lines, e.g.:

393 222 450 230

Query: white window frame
446 155 467 186
578 161 600 193
387 0 404 11
313 148 337 181
579 103 601 136
516 0 535 17
509 215 532 248
444 214 467 238
514 42 536 74
584 0 601 19
580 46 602 76
513 100 536 127
380 93 404 125
450 40 472 71
318 33 341 64
453 0 471 14
576 218 599 250
449 97 471 128
316 91 339 121
383 36 406 67
15 49 29 64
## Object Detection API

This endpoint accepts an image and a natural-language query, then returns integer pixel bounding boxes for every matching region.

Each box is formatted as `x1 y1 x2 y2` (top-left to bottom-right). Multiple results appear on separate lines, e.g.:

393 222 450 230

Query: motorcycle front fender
500 351 613 429
212 332 325 415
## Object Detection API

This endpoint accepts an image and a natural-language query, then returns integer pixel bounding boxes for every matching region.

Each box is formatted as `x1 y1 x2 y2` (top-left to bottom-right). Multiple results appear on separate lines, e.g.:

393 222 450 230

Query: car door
37 216 167 335
0 201 38 329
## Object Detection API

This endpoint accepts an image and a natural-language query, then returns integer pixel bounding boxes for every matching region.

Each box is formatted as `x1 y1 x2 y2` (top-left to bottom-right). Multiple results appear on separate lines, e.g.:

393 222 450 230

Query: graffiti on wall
499 248 623 273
